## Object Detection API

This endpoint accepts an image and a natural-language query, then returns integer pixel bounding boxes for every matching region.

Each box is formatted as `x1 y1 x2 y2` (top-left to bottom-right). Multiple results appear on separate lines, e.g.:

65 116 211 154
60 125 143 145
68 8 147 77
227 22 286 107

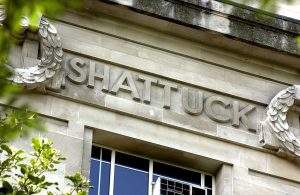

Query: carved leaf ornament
0 8 62 87
259 85 300 160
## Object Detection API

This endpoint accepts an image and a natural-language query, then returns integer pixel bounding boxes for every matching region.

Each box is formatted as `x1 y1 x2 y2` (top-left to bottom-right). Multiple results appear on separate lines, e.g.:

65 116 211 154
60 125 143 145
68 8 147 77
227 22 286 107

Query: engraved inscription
138 75 157 104
205 96 231 123
58 56 257 131
182 87 203 115
110 71 141 101
158 81 178 109
232 101 256 132
66 58 87 84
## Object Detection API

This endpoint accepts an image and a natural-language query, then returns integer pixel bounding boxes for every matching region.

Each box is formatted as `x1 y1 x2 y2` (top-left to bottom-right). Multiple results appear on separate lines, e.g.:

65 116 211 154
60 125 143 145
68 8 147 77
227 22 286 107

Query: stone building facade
5 0 300 194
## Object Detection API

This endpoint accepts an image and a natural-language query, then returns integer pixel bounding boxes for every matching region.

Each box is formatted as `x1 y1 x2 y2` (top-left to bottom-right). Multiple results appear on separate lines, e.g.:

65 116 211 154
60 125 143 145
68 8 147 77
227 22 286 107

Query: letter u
182 87 203 115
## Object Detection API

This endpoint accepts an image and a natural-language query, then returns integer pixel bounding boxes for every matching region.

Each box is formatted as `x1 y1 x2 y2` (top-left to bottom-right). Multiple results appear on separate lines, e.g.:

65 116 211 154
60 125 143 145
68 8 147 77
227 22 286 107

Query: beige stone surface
58 11 300 85
216 165 233 195
7 8 300 195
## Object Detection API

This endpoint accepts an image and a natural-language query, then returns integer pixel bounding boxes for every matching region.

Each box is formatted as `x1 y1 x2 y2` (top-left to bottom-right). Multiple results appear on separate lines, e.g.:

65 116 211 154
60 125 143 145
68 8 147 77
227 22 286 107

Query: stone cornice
180 0 300 34
99 0 300 56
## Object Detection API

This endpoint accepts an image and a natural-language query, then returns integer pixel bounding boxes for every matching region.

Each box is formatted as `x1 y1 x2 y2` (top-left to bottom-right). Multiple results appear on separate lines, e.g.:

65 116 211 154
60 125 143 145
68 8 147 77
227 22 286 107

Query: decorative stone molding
0 7 63 88
100 0 300 56
258 85 300 160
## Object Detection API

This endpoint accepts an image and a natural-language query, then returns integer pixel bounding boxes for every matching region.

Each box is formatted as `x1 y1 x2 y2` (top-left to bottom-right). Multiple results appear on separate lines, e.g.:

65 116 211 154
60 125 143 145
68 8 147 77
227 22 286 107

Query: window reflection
153 162 201 185
89 159 100 195
89 146 111 195
114 152 149 195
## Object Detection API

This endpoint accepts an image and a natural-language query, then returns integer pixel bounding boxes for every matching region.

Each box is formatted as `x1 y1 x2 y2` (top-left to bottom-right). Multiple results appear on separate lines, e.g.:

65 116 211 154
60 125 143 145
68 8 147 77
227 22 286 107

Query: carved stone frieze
0 7 63 88
258 85 300 161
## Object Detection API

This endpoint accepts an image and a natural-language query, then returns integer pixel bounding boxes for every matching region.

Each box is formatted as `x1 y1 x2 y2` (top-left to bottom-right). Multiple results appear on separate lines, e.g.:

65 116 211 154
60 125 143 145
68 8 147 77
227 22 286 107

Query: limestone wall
11 9 300 195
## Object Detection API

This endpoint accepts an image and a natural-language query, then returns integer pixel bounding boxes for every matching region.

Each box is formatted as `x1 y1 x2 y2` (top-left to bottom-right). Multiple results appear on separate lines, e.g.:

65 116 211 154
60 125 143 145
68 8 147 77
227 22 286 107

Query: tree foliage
0 0 81 63
0 138 91 195
0 61 41 142
0 0 81 140
0 2 89 194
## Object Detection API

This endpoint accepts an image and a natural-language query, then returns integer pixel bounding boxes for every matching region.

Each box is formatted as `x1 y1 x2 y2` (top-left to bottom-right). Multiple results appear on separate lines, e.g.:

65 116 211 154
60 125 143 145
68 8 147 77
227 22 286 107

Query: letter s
66 58 87 84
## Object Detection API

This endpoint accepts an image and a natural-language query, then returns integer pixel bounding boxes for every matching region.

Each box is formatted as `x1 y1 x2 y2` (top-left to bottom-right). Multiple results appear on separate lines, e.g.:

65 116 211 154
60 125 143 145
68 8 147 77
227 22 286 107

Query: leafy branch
0 138 91 195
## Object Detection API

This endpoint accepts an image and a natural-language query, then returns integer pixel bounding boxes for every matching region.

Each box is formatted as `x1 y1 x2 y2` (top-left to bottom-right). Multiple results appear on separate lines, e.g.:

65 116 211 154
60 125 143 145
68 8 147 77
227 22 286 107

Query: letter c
205 96 231 123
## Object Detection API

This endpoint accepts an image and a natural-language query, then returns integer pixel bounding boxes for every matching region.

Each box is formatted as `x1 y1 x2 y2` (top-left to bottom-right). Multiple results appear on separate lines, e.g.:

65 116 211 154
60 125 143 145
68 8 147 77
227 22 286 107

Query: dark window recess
102 148 111 162
207 189 212 195
91 145 100 159
115 152 149 171
154 162 201 185
192 187 205 195
205 175 212 188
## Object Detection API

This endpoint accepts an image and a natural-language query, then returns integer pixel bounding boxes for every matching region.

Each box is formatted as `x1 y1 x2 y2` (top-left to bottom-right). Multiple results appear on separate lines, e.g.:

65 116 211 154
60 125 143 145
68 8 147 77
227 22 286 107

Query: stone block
238 148 268 172
41 131 83 175
105 94 163 122
217 125 260 148
81 128 93 178
233 178 276 195
266 154 300 183
42 116 68 135
59 80 106 108
49 96 80 121
248 169 300 194
215 164 233 195
67 121 85 139
163 109 217 136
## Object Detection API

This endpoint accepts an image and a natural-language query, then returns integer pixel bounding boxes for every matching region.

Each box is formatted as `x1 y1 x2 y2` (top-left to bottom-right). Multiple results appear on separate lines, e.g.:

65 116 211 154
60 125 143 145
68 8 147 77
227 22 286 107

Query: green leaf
2 181 13 193
20 166 26 174
40 175 46 182
15 191 27 195
1 144 12 155
32 137 41 151
42 182 54 187
77 191 88 195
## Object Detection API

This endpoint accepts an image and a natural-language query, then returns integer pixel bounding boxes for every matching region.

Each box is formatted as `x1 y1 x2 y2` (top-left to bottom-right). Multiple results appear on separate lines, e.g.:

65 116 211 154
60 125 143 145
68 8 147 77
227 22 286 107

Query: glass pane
91 145 101 159
205 175 212 188
192 187 205 195
115 152 148 171
100 161 110 195
114 152 149 195
153 162 201 185
114 165 148 195
89 159 100 195
89 146 112 195
153 174 160 182
207 189 212 195
102 148 111 162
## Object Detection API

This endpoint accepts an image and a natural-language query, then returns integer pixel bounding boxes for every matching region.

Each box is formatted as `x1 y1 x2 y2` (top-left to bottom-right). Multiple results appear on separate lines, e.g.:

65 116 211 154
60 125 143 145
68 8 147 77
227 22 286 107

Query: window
89 146 111 195
153 161 201 185
114 152 149 195
89 145 214 195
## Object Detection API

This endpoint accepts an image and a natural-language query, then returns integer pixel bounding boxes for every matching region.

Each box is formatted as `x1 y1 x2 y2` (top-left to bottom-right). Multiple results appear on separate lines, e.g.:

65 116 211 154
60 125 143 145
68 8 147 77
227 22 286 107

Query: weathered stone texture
8 2 300 194
102 0 300 55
